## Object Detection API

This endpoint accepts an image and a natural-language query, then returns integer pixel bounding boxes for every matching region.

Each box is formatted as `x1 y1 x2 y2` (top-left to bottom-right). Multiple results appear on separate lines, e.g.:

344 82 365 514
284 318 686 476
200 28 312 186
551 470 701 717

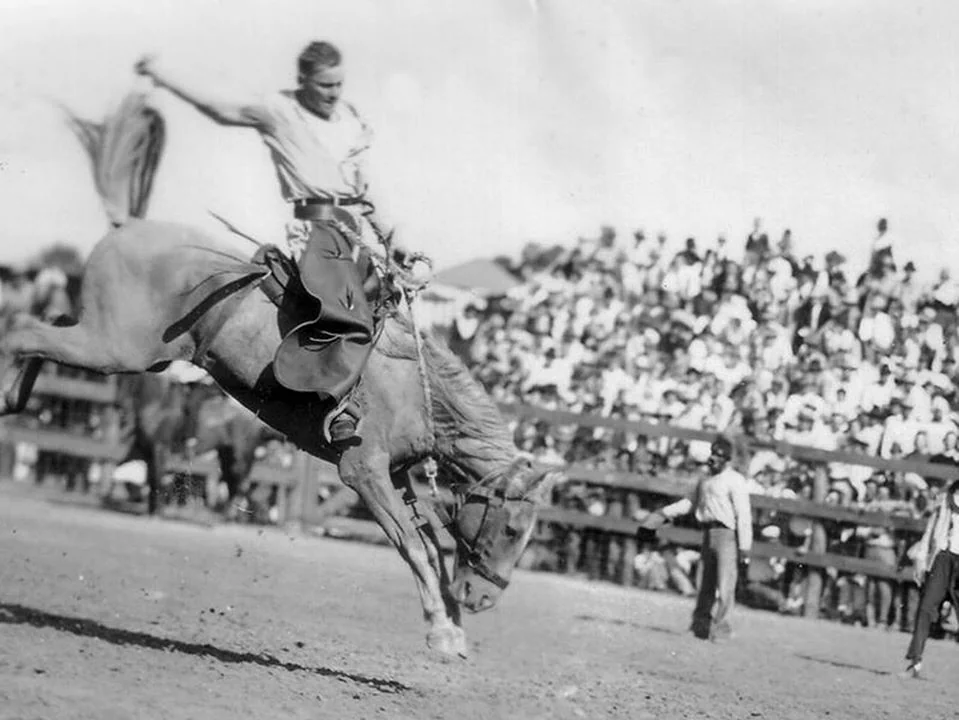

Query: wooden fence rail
0 368 341 525
499 402 940 608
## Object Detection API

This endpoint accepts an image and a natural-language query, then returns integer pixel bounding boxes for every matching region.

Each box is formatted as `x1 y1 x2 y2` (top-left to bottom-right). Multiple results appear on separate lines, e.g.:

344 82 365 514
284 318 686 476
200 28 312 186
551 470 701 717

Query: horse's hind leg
0 313 163 414
338 447 468 659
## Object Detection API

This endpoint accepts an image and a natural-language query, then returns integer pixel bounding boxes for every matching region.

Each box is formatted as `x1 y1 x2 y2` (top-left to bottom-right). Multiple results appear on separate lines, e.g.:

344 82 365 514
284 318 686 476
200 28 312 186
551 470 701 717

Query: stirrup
322 396 357 445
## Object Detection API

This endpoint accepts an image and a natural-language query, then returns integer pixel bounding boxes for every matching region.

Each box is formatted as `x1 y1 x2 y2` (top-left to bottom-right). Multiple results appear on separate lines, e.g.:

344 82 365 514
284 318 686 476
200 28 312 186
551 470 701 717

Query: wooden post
563 526 580 575
620 492 639 587
606 493 624 582
803 464 828 618
584 528 602 581
0 438 15 481
99 379 121 499
288 450 316 530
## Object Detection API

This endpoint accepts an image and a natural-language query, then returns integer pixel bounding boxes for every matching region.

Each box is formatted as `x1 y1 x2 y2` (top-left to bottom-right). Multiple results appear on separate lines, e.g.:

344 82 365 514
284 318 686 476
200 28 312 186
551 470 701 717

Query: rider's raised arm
135 56 267 128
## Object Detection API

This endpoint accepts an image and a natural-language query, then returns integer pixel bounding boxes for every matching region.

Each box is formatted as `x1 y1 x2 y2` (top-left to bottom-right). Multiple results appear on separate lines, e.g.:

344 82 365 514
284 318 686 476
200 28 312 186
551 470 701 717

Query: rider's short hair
298 41 342 76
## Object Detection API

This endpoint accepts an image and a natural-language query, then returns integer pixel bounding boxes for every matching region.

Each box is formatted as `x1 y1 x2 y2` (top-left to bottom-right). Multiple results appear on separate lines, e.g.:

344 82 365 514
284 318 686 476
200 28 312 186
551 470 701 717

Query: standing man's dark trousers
692 524 739 640
906 550 959 664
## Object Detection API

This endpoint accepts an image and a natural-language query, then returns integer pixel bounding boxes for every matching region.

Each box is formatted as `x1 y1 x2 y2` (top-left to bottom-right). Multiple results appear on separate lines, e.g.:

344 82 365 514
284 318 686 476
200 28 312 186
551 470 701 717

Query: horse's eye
504 526 520 540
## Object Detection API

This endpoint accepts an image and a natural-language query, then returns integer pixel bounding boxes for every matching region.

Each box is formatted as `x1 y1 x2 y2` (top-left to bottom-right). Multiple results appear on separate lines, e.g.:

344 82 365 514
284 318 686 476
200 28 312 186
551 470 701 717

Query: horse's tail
5 93 164 415
63 90 166 227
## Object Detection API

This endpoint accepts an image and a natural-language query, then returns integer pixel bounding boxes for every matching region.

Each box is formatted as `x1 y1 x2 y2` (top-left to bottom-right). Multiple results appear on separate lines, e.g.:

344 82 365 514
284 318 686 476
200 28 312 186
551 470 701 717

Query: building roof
433 258 520 296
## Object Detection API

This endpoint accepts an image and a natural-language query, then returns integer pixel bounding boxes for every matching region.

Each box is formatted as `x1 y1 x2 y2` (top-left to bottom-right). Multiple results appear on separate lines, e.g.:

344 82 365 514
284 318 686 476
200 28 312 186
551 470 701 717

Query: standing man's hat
710 435 734 461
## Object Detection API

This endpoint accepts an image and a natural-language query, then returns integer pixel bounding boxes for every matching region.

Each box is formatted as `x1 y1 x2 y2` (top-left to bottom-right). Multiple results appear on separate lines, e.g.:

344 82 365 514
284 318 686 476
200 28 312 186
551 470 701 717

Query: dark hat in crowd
825 250 846 267
671 310 697 331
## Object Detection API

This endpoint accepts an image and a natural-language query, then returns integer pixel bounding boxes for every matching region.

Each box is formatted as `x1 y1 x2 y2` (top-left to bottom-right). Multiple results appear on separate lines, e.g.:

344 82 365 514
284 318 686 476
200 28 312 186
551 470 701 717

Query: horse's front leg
394 472 467 655
338 448 468 659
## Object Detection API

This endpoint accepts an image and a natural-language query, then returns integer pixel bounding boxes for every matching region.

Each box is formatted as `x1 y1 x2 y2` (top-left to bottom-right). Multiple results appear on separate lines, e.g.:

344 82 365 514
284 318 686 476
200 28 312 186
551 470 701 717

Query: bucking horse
0 91 561 658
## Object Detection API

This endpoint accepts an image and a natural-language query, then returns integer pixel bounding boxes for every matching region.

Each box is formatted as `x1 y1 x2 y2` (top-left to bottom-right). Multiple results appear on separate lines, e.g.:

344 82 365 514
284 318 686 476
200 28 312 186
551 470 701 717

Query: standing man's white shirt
662 467 754 552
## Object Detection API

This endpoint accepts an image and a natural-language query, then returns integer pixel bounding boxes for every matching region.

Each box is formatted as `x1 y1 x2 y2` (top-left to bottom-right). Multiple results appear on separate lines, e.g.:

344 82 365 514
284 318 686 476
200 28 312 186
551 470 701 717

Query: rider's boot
324 398 361 447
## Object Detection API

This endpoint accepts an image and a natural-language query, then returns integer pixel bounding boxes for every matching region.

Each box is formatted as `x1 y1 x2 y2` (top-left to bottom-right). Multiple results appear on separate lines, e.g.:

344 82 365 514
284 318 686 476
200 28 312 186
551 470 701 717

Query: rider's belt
701 520 730 530
293 196 363 220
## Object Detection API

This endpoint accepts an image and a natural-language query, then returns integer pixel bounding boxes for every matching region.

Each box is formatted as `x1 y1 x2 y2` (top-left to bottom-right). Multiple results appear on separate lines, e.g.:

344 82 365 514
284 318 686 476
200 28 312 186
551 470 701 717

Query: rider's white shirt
244 91 372 202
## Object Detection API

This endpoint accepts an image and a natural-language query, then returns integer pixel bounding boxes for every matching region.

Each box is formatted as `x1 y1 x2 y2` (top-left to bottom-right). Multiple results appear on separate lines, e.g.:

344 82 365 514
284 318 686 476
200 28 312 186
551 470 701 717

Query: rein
403 286 440 492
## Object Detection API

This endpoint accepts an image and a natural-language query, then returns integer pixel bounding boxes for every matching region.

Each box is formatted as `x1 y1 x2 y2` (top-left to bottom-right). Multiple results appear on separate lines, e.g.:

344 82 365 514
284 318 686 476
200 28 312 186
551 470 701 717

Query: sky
1 0 959 278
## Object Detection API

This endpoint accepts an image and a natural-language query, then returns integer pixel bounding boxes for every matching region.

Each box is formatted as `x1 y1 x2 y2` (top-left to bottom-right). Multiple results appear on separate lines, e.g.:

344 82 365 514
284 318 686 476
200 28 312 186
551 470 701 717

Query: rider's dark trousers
274 215 375 404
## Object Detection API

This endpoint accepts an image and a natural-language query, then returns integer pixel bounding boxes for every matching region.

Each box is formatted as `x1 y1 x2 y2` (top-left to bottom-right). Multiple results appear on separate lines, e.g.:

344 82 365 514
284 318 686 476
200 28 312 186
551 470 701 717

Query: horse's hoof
450 626 469 659
426 627 469 660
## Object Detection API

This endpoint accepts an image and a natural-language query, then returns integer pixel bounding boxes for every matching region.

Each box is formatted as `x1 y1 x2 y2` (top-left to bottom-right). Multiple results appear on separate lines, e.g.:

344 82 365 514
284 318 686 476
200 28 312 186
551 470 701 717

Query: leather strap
293 196 364 220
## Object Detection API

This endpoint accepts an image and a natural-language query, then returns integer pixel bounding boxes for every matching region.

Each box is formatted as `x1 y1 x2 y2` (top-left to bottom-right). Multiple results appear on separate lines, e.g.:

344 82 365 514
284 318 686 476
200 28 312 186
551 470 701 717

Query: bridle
427 457 535 591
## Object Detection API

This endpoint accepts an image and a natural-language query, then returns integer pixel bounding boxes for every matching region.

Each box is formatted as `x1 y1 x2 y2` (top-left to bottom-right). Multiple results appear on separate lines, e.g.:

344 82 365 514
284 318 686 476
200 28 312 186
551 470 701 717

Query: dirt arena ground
0 486 957 720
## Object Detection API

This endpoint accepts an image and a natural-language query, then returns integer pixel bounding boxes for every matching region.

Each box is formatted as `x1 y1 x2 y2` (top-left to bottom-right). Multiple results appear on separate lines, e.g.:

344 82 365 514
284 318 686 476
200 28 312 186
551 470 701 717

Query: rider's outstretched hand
134 55 158 81
392 246 413 270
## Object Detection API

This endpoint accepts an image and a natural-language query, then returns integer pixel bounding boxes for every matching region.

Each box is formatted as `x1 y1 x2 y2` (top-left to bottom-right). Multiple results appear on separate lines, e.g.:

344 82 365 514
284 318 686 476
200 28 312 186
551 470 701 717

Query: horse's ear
524 468 564 505
512 453 534 472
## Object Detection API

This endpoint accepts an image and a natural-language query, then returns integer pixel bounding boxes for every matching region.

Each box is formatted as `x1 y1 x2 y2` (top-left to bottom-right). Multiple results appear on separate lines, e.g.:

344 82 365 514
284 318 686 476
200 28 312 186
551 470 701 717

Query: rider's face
299 65 344 119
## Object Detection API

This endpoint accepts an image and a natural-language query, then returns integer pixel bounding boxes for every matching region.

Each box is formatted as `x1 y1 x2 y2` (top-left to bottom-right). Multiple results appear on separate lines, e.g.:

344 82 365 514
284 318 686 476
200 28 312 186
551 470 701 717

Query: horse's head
448 456 563 613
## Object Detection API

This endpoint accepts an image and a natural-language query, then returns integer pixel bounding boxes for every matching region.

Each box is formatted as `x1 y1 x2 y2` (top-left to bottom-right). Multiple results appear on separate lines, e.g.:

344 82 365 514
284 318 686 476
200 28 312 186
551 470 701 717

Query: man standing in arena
640 435 753 641
901 478 959 678
135 41 406 446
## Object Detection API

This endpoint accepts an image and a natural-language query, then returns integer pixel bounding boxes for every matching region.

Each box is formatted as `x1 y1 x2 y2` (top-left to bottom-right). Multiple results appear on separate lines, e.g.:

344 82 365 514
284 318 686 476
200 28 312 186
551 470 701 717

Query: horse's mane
378 313 516 464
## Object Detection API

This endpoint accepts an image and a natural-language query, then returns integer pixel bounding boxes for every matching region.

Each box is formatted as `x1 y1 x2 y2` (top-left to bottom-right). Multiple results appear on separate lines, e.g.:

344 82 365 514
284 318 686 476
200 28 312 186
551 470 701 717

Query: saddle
252 219 400 398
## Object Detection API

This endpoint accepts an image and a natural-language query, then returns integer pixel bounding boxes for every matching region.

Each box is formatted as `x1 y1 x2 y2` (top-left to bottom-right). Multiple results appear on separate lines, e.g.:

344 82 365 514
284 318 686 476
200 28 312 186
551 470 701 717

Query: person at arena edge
135 40 411 446
900 478 959 679
639 435 753 641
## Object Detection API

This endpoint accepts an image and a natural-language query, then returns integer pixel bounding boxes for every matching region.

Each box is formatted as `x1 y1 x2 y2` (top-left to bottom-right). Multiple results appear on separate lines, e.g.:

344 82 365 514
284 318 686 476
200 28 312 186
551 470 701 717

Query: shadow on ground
0 601 412 695
575 613 683 637
793 653 892 677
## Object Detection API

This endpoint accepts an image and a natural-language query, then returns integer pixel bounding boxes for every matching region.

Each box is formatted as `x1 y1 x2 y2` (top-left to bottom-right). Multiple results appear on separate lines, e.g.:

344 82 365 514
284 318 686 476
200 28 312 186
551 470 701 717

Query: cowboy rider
136 40 410 446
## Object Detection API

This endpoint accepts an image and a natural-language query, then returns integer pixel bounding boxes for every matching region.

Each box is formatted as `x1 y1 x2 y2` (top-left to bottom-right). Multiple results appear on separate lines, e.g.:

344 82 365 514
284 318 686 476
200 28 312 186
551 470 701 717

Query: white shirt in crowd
949 512 959 554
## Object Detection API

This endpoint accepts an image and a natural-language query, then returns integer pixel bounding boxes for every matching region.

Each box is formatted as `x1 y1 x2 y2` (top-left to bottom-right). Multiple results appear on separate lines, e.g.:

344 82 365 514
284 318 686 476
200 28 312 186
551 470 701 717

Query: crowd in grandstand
450 216 959 628
0 264 74 326
452 217 959 508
